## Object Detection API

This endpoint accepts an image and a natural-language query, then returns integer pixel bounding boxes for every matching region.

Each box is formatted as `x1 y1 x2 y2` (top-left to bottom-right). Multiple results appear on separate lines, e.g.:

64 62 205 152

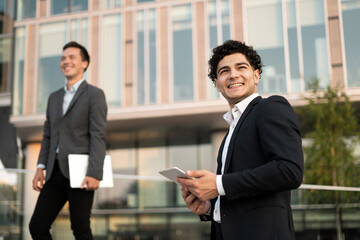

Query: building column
23 143 41 240
326 0 345 89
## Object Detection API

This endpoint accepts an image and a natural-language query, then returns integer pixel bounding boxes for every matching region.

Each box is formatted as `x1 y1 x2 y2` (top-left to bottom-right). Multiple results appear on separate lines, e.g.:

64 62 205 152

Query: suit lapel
63 81 87 117
57 89 65 119
216 134 228 174
223 96 262 173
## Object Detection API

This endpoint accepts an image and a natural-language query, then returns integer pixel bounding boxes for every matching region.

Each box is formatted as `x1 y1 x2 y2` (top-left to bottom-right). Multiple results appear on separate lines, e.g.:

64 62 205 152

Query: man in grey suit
178 40 303 240
29 41 107 240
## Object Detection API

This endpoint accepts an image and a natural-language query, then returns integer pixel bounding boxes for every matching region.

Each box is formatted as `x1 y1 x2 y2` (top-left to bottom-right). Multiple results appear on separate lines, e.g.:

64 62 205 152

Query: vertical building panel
158 7 169 103
232 0 244 41
38 0 47 18
91 0 100 11
326 0 345 89
194 2 207 101
24 25 36 115
124 11 133 106
90 15 100 86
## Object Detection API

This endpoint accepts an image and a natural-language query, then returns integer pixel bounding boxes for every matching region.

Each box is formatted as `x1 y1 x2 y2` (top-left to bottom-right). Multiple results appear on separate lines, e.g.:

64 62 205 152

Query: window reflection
137 0 155 3
299 0 329 89
137 10 145 105
37 20 88 113
102 0 123 9
37 22 67 113
208 0 230 100
102 14 123 107
172 4 194 101
245 0 329 93
138 147 167 208
221 0 231 42
96 149 137 209
51 0 88 15
93 129 212 210
13 27 25 115
0 0 13 35
137 9 157 105
286 0 302 92
0 37 11 93
342 0 360 87
16 0 36 20
70 18 88 47
246 0 286 94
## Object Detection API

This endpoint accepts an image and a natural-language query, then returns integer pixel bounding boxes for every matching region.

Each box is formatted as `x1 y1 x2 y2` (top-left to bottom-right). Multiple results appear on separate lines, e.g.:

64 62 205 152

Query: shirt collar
223 93 260 125
64 78 85 93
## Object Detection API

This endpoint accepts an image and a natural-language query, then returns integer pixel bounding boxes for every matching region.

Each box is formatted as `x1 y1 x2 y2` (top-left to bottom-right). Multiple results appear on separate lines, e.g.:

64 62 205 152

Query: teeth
228 83 244 88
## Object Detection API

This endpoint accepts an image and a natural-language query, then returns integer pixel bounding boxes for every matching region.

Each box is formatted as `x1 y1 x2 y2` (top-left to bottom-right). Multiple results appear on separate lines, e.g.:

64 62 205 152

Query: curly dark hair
208 40 263 84
63 41 90 72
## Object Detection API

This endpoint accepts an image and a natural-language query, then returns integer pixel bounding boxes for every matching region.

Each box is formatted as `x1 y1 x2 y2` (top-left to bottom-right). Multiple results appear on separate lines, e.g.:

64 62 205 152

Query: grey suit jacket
37 81 107 181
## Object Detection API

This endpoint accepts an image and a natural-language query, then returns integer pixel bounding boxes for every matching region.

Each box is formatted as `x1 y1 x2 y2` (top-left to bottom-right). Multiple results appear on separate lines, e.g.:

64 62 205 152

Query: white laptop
68 154 114 188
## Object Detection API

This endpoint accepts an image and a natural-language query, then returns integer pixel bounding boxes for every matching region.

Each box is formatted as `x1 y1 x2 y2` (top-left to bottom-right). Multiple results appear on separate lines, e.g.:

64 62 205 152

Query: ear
214 78 220 92
254 69 260 85
82 61 89 70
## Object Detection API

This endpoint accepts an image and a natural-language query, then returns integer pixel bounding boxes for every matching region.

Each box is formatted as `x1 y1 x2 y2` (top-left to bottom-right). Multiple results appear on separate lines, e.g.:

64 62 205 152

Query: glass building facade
1 0 359 239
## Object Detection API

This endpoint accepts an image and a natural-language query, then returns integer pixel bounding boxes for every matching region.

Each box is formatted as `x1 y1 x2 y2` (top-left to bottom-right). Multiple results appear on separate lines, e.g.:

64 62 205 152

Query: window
207 0 231 99
102 14 123 107
51 0 88 15
342 0 360 87
16 0 36 20
37 20 88 113
286 0 302 92
299 0 329 89
172 4 194 101
0 37 11 93
37 22 67 113
70 18 88 44
101 0 123 9
0 0 14 34
137 0 154 3
136 9 157 105
246 0 286 94
245 0 330 93
12 27 25 115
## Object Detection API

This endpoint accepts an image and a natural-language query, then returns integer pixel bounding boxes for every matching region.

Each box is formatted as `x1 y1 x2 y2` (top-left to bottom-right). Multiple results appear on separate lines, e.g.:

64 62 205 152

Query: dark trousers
29 160 95 240
213 222 223 240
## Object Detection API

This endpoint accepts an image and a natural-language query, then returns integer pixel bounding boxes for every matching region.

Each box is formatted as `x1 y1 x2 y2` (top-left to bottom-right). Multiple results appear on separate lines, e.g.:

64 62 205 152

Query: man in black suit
177 40 304 240
29 41 107 240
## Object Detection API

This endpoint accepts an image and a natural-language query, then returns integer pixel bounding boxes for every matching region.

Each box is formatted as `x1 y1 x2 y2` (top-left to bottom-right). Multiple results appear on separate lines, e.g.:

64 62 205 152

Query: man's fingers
186 170 207 178
80 179 87 189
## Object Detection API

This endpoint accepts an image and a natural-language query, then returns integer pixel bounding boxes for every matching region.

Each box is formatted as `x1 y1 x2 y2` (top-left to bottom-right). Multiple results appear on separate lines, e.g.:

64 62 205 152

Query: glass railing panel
1 169 360 239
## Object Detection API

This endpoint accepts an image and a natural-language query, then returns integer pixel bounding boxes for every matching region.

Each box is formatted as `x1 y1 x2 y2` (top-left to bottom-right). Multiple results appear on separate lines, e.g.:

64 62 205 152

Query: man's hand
177 170 219 201
181 186 211 215
80 176 100 191
32 168 45 192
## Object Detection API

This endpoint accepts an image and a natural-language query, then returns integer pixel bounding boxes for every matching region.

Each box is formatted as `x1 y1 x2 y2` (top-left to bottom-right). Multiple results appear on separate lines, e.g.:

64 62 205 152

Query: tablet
159 166 194 183
68 154 114 188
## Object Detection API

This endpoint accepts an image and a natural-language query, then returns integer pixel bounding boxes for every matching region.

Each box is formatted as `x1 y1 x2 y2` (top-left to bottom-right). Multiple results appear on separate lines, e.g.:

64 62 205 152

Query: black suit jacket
37 81 107 181
208 95 303 240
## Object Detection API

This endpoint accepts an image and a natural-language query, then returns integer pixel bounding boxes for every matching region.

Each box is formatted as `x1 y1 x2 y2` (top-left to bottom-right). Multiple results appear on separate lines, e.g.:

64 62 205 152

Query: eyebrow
217 62 250 74
61 54 75 59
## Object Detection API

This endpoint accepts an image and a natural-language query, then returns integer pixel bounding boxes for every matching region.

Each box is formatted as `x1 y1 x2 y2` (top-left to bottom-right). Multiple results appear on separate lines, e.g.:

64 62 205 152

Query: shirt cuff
37 164 46 169
216 175 226 196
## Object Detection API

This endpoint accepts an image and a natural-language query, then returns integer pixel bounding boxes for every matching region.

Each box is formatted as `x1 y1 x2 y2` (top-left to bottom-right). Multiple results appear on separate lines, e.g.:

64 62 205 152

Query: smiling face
60 47 88 82
214 53 260 109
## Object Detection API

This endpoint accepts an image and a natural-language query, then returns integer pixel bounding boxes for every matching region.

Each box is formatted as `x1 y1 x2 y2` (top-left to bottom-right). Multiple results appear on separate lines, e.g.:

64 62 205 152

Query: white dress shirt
213 93 259 223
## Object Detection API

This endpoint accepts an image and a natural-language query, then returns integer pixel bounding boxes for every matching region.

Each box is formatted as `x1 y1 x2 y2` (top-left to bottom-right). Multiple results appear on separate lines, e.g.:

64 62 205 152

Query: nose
61 57 70 65
229 69 239 79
